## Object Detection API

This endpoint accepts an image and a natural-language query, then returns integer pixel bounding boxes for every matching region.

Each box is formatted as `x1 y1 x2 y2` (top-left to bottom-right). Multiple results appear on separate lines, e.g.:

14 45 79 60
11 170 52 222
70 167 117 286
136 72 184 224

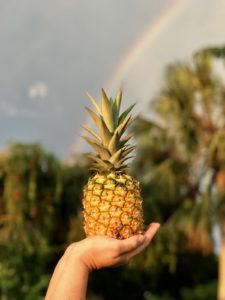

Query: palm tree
198 44 225 300
133 51 225 299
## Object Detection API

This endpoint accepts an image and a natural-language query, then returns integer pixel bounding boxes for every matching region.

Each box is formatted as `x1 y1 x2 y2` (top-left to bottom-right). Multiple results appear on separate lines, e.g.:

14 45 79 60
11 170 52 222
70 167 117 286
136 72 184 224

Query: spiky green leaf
85 106 102 129
82 136 110 160
86 92 102 115
115 89 122 112
112 101 119 128
117 156 135 164
99 118 112 147
122 146 135 157
108 132 119 154
87 154 110 169
109 148 124 164
82 125 101 142
101 89 114 132
85 106 112 146
118 103 135 124
120 134 133 147
115 115 131 138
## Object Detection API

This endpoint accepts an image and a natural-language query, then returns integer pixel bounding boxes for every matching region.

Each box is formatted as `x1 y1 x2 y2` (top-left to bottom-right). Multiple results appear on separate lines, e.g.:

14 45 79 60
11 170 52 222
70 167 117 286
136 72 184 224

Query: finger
128 223 160 258
118 234 145 254
117 223 160 264
120 240 148 263
144 223 160 243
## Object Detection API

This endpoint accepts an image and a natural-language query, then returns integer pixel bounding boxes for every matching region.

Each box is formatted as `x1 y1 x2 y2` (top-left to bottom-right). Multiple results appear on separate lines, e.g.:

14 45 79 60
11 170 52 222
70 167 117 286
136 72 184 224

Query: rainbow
70 0 187 156
105 0 187 93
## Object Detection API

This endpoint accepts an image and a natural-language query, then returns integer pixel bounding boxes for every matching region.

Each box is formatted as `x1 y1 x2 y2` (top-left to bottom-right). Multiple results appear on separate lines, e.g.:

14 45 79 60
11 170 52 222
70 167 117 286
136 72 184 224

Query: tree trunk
218 230 225 300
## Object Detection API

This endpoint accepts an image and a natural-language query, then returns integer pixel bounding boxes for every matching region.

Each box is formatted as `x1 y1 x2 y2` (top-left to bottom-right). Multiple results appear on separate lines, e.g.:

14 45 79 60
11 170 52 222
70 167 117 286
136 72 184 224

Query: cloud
0 98 63 119
28 82 48 100
0 100 38 118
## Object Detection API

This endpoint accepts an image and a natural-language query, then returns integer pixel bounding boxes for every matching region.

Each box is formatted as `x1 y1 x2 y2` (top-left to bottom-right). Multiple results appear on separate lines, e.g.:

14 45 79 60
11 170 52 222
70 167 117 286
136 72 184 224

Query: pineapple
82 89 144 239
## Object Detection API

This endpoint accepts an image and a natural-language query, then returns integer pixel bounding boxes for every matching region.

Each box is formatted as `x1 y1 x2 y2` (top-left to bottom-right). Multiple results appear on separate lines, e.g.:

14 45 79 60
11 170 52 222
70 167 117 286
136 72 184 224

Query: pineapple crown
82 89 135 173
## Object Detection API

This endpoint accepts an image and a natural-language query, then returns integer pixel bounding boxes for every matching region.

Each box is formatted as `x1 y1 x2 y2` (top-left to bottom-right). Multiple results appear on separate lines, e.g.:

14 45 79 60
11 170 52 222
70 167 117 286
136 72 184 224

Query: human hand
75 222 160 271
45 223 160 300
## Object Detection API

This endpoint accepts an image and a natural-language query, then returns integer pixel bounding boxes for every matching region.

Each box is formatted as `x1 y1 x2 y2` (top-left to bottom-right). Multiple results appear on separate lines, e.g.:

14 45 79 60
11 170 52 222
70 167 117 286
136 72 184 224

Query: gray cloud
0 0 224 158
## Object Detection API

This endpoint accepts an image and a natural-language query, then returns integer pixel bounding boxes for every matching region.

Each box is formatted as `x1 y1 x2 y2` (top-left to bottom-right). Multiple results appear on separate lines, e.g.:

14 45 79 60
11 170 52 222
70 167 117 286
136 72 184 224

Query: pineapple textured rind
83 172 144 239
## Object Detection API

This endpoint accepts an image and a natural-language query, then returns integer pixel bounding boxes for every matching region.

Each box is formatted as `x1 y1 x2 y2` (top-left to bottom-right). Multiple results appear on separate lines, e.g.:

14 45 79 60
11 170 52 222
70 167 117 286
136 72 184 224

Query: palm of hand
73 223 160 270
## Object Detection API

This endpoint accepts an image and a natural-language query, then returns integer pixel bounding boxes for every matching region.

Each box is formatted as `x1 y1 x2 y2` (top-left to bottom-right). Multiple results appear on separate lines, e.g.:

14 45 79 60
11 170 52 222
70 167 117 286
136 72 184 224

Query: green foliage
2 44 225 299
133 46 225 247
196 45 225 59
130 46 225 299
0 143 90 299
180 280 217 300
144 292 174 300
0 140 218 300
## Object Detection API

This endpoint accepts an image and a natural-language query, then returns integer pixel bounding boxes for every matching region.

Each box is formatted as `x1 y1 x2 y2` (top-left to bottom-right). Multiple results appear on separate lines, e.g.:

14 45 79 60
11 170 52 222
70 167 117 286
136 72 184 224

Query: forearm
64 257 89 300
46 249 89 300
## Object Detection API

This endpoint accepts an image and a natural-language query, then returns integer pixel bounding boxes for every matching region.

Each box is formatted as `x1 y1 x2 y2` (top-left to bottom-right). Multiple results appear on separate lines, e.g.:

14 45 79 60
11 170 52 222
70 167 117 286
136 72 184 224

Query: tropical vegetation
1 45 225 299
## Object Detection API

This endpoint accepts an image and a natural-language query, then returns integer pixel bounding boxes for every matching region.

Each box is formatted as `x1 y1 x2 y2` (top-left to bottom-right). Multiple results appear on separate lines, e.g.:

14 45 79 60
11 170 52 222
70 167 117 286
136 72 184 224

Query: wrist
71 254 91 274
70 243 93 273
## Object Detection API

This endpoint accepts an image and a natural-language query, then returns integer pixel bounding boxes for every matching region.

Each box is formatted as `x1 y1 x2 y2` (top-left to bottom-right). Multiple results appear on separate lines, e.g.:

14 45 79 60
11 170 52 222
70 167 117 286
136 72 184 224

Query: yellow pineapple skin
82 172 144 239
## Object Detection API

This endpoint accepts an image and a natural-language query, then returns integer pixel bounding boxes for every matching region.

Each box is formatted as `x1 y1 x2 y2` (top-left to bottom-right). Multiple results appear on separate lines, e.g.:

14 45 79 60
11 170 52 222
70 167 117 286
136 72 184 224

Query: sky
0 0 225 159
